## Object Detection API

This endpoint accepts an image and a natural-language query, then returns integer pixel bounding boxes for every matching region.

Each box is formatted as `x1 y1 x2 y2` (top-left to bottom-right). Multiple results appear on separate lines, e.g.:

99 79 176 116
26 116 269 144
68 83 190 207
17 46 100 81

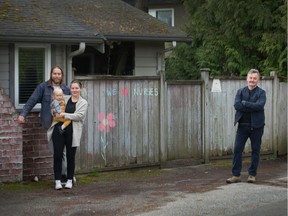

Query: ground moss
0 167 162 190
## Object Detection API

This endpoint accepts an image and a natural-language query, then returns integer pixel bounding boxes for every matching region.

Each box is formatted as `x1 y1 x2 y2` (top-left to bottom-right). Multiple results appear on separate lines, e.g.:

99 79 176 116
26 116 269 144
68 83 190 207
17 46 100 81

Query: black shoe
58 126 65 134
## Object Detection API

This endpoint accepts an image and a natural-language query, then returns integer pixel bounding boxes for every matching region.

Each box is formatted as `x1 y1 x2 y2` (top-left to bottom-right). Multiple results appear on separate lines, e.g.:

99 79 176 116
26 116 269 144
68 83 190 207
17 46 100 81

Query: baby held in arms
50 88 71 134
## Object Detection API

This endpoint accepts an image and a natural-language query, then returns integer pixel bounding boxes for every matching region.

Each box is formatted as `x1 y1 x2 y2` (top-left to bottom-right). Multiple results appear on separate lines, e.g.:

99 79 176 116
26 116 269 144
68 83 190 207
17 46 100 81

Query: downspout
67 42 86 84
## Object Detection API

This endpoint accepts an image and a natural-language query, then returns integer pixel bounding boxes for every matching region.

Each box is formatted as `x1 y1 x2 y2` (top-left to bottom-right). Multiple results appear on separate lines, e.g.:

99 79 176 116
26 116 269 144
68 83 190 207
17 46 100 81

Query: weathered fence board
75 72 286 172
77 78 161 171
277 83 288 155
205 77 275 158
166 82 203 160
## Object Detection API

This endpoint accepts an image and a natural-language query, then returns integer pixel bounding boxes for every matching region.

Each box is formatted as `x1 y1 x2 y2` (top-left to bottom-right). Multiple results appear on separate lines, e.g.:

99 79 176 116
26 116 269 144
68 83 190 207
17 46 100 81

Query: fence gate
77 77 161 172
164 81 203 161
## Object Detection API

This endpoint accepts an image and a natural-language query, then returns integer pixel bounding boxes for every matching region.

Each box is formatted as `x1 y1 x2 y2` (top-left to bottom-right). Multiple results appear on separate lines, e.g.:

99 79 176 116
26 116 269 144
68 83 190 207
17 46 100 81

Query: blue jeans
232 124 264 177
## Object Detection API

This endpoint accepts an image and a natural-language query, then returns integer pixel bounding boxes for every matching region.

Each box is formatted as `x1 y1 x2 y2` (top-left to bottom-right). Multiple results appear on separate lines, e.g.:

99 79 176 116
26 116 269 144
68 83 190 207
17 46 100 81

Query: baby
50 88 71 134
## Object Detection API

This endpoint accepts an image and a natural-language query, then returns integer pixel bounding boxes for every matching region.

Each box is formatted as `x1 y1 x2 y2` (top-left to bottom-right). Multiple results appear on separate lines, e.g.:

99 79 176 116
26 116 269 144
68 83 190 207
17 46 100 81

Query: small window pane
156 10 172 26
19 48 45 103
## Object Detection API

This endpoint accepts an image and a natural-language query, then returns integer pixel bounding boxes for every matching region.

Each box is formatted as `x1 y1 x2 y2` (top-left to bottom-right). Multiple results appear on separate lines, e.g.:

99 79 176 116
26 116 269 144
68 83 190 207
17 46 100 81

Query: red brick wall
0 89 23 182
22 113 53 181
0 88 54 183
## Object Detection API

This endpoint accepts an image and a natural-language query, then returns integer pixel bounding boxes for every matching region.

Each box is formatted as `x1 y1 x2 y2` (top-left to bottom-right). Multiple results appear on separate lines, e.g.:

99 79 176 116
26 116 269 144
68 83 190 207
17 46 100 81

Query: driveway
0 156 287 216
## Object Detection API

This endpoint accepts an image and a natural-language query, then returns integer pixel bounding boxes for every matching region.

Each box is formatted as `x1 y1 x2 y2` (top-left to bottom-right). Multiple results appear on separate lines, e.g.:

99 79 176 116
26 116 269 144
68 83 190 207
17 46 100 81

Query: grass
0 180 52 190
78 167 163 183
1 156 280 190
208 155 278 167
0 167 163 190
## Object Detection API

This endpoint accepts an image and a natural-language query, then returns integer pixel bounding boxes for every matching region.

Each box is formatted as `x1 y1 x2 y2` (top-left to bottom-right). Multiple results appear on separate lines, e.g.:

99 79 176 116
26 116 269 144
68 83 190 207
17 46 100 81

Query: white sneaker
65 179 73 189
55 180 62 190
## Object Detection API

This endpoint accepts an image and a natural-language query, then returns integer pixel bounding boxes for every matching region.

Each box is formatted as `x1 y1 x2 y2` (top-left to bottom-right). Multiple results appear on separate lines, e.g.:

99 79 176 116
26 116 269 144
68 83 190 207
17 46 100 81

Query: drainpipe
67 42 86 84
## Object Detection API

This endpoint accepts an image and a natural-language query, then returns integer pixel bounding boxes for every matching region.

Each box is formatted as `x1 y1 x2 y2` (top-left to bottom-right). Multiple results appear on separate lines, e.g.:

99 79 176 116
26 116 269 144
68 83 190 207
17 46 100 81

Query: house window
149 8 176 47
148 9 174 27
15 44 51 109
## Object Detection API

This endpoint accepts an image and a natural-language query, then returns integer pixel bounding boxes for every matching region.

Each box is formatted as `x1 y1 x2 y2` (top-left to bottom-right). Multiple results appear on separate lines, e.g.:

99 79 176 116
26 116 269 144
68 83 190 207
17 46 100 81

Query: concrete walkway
137 178 287 216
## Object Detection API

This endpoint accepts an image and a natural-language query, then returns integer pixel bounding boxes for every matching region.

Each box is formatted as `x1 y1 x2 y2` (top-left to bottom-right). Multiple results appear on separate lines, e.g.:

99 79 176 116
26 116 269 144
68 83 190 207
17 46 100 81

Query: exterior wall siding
134 42 164 76
52 44 67 72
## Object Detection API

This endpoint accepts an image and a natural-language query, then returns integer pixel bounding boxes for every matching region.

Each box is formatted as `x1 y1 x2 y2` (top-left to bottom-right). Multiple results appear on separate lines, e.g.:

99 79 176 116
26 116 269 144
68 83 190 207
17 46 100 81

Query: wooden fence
78 77 161 172
75 70 287 172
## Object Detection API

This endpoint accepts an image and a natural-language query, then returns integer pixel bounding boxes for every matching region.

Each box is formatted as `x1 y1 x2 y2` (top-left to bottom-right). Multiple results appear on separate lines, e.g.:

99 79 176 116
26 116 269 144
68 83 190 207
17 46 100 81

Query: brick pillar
22 114 53 181
0 88 23 182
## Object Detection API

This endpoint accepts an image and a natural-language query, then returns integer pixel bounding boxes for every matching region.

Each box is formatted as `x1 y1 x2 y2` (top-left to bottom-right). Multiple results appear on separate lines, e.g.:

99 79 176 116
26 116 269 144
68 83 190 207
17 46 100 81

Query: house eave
0 35 105 44
103 34 193 43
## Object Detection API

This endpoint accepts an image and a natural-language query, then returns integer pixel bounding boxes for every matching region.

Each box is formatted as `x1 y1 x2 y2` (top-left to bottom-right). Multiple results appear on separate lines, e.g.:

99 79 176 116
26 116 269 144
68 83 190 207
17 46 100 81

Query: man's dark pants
232 124 264 177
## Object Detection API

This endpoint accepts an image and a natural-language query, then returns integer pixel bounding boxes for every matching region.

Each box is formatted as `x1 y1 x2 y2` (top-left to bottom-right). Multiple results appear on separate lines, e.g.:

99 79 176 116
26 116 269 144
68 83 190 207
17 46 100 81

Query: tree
165 0 287 81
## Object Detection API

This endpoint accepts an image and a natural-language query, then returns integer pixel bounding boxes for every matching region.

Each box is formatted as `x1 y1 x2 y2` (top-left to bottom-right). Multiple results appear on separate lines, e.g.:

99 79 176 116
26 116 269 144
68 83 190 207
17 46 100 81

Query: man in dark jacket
226 69 266 184
18 65 71 183
18 66 70 128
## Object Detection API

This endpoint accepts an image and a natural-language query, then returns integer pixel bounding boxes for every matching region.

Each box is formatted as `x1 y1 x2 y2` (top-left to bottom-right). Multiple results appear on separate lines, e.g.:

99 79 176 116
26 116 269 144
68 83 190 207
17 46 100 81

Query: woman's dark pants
52 123 77 180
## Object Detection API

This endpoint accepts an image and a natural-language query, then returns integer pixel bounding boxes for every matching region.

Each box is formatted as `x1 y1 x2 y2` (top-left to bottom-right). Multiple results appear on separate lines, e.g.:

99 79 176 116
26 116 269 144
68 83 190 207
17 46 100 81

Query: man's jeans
232 124 264 177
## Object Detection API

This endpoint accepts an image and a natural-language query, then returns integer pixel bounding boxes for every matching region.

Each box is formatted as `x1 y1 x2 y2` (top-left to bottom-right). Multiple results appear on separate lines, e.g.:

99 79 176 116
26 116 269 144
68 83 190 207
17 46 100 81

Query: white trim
14 43 51 109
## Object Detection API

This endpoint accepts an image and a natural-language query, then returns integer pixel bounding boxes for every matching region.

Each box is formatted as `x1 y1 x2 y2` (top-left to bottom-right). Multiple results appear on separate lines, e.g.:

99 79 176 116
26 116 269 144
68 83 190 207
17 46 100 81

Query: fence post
160 70 167 162
200 68 210 163
270 71 279 157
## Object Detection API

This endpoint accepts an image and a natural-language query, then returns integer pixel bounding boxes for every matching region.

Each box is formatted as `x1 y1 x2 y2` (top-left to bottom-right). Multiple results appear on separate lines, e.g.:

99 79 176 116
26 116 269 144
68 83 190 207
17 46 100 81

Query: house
0 0 191 182
0 0 191 109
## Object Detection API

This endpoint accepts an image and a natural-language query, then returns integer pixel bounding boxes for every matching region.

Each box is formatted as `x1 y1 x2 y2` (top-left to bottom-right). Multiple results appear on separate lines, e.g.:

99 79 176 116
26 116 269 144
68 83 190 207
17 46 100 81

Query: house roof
0 0 191 44
123 0 181 6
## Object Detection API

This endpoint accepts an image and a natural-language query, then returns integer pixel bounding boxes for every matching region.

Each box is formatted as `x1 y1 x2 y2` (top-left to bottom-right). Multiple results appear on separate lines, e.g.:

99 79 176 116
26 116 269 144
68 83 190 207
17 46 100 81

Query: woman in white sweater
47 80 88 190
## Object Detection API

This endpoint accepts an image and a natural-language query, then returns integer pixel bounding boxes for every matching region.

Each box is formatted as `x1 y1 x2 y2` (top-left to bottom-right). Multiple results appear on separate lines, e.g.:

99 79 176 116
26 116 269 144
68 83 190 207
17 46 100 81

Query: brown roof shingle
0 0 191 43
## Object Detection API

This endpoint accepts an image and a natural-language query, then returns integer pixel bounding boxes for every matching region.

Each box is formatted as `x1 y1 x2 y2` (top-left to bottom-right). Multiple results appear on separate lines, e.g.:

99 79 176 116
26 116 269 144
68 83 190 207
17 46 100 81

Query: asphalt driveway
0 156 287 216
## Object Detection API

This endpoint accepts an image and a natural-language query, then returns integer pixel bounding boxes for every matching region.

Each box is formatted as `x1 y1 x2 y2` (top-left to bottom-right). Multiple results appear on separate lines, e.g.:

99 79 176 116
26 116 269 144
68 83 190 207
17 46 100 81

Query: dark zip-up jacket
234 86 266 128
20 81 70 129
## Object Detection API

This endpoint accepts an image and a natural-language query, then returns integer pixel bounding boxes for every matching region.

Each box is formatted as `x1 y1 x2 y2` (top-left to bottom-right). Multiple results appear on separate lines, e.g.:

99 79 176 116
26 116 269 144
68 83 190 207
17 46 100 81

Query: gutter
103 35 193 43
67 42 86 84
0 34 191 43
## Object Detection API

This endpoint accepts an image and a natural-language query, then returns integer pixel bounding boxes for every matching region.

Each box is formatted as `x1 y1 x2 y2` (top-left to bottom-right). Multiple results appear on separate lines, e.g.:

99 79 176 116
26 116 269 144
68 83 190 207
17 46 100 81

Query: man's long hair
48 66 64 85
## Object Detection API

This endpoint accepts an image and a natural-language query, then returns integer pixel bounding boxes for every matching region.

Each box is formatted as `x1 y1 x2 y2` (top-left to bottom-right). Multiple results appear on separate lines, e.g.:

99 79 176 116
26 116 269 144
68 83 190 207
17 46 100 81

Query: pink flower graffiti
98 112 116 132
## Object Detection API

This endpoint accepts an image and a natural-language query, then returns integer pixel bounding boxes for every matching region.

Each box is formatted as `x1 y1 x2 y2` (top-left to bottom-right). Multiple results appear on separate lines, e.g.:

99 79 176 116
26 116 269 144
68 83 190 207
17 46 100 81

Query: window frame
148 8 175 27
14 43 51 109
